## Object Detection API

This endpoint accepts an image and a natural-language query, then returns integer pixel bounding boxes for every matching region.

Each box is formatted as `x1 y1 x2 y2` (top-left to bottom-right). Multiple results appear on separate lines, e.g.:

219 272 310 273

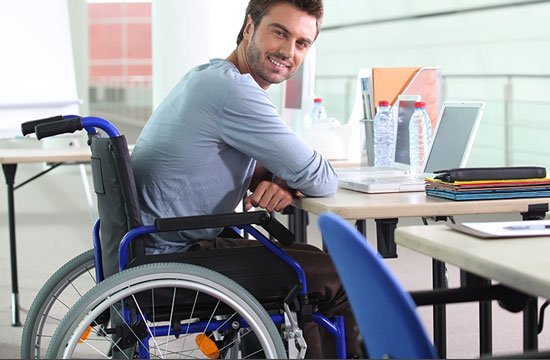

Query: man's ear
243 14 254 41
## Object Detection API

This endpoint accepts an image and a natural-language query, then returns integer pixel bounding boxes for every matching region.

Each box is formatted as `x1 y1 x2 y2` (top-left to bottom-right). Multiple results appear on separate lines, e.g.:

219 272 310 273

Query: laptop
339 101 486 193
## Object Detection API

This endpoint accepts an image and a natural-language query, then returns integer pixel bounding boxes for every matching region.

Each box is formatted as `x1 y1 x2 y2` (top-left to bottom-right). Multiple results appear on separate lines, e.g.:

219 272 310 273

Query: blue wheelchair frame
34 115 347 358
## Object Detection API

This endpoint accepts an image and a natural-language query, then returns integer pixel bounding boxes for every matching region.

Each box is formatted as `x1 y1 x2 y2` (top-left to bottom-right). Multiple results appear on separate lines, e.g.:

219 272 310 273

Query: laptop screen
423 102 484 174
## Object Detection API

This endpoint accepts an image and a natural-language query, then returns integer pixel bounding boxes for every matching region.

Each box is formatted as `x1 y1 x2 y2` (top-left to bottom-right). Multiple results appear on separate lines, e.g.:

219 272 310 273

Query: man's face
244 3 318 89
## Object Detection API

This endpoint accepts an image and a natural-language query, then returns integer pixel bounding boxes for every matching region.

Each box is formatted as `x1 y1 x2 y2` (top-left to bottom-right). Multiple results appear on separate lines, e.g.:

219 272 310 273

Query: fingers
245 181 294 212
243 197 253 211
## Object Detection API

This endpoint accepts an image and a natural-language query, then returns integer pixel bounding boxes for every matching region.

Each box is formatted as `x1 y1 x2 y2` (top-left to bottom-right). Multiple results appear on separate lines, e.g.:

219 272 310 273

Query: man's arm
245 163 298 212
221 78 338 197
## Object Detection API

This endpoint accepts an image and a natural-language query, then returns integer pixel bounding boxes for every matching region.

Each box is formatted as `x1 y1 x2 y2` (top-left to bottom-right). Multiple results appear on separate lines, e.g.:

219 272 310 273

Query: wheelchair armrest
260 214 296 246
154 210 296 246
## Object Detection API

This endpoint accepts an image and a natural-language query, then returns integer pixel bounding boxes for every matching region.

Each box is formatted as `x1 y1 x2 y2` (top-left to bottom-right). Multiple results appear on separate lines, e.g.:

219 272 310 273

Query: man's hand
244 180 295 212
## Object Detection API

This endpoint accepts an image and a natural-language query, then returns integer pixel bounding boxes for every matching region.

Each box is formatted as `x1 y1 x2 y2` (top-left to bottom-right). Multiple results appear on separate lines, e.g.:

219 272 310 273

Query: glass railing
89 75 152 142
87 73 550 168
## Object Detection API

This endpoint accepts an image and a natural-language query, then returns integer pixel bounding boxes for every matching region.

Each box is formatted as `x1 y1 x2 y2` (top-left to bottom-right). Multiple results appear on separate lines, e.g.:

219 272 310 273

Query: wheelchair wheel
46 262 287 359
21 249 97 359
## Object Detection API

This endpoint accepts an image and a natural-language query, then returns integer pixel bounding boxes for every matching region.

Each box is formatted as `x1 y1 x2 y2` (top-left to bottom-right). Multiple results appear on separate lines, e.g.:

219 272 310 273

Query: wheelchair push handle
22 115 121 139
35 118 84 140
20 115 79 136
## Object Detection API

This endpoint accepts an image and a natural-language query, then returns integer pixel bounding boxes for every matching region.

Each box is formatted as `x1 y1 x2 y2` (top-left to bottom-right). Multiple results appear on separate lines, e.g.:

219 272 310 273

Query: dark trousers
190 237 361 358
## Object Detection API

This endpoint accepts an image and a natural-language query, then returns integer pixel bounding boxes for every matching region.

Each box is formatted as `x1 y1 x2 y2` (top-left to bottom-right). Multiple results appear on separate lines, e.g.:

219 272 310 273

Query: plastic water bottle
408 101 432 176
373 100 395 167
309 97 328 125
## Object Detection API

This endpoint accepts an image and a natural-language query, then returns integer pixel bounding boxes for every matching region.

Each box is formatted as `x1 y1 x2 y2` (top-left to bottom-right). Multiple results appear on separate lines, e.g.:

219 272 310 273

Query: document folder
448 220 550 239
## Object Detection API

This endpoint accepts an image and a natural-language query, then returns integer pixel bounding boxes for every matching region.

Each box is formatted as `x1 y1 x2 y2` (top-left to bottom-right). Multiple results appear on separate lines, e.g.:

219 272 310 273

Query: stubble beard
246 36 294 86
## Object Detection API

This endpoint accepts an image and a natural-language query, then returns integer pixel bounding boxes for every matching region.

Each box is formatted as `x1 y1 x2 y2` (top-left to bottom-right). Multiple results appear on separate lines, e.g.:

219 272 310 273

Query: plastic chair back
318 212 438 359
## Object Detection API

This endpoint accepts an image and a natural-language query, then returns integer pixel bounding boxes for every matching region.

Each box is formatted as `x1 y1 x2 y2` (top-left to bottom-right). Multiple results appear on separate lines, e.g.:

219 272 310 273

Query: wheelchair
20 115 347 359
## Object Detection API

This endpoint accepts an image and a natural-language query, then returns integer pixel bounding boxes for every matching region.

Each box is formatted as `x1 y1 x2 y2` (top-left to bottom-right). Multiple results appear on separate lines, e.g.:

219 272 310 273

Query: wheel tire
46 262 287 359
21 249 97 359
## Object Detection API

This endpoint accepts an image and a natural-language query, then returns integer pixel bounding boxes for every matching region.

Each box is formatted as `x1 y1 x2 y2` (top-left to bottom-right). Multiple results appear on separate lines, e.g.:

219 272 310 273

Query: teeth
269 57 286 68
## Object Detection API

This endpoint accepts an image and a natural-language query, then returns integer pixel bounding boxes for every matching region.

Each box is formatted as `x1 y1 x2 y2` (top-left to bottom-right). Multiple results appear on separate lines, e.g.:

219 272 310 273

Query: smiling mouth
268 55 289 69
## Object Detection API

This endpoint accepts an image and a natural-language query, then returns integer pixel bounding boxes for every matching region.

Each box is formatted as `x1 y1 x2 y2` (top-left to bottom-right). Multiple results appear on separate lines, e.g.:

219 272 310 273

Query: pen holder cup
361 118 375 166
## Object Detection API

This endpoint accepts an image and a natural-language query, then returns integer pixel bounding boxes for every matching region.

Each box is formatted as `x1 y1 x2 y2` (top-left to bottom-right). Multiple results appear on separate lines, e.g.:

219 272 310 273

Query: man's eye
274 30 285 37
297 42 309 50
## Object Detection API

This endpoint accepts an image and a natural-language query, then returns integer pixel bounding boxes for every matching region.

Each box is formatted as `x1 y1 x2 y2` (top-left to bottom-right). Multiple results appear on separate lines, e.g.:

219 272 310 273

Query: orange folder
372 67 420 107
372 67 442 130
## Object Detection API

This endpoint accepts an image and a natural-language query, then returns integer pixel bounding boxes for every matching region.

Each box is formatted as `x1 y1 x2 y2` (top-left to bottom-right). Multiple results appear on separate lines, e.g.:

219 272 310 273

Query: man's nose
279 39 295 59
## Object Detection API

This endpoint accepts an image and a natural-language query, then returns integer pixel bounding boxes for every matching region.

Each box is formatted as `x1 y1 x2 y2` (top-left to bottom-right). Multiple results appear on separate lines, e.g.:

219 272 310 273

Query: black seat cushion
129 245 298 307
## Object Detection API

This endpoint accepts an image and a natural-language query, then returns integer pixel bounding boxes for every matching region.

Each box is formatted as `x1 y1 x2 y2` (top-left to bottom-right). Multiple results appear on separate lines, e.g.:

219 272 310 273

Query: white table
396 224 550 355
395 224 550 301
293 188 550 257
295 188 550 220
1 146 93 326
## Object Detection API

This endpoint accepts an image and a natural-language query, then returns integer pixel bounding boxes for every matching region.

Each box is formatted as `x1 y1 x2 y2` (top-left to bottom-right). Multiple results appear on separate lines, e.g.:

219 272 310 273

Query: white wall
316 0 550 167
152 0 248 108
67 0 89 116
0 0 80 138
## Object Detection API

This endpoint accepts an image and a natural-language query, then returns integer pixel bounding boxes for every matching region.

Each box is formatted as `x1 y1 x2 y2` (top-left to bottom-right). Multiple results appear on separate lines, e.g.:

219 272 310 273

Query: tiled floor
1 128 550 358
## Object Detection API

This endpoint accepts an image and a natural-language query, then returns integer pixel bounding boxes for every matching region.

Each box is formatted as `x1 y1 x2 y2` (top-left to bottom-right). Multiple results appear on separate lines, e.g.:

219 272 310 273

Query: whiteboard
0 0 80 138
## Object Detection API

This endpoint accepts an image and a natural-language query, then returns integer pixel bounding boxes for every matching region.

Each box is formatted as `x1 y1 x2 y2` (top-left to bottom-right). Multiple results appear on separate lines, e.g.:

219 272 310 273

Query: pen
503 224 550 230
360 78 372 120
366 93 373 120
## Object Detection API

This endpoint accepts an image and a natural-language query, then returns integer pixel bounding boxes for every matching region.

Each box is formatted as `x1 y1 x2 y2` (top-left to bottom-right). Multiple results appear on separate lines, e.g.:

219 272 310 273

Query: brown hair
236 0 324 45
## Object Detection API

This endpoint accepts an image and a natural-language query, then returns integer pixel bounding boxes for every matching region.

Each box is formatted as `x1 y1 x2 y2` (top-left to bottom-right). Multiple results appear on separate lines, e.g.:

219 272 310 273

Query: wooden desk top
0 147 92 164
294 188 550 220
395 225 550 298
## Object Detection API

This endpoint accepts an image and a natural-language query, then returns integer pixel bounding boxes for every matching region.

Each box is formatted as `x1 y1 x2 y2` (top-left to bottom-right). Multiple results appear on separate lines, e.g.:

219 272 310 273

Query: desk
292 188 550 356
395 225 550 354
1 146 92 326
293 188 550 256
395 225 550 299
295 188 550 221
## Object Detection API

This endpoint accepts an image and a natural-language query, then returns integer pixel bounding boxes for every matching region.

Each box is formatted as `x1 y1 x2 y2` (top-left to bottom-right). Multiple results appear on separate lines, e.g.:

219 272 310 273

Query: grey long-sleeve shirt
131 58 337 253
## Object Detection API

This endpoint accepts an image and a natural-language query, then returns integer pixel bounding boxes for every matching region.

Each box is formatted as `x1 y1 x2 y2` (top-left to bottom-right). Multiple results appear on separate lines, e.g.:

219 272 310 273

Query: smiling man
131 0 360 357
230 1 314 88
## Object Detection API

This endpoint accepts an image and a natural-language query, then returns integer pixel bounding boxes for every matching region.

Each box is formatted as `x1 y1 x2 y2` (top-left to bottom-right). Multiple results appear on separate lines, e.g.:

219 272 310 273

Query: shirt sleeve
218 76 338 197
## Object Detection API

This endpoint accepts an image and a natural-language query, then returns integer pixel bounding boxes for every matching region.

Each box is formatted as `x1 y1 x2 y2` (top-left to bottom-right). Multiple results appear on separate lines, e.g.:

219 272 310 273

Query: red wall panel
88 2 151 82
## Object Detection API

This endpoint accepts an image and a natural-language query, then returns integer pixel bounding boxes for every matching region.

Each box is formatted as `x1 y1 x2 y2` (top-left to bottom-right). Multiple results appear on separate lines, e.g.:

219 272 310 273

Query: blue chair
318 212 439 359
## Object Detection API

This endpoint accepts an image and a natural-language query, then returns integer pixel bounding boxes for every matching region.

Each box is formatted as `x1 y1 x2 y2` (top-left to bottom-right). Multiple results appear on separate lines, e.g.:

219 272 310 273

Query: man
131 0 360 357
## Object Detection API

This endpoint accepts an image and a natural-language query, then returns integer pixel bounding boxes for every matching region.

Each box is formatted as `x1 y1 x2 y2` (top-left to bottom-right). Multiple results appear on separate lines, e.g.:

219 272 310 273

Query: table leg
478 277 493 355
354 219 399 260
459 271 493 355
287 207 308 243
521 204 548 221
3 164 21 326
355 220 366 237
520 205 543 352
523 297 538 351
375 218 398 259
433 259 447 358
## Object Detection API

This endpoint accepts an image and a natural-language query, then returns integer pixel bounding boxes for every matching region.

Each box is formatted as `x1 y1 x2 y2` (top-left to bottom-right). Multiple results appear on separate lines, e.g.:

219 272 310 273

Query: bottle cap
414 101 426 108
378 100 389 107
314 98 323 103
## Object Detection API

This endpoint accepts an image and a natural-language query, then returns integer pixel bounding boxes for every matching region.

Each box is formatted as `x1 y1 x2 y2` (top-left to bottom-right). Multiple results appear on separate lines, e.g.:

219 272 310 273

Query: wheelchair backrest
90 135 144 278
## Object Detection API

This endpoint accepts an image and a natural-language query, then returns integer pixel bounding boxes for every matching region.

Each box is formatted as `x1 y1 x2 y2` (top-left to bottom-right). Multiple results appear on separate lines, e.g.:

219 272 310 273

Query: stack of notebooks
425 166 550 201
